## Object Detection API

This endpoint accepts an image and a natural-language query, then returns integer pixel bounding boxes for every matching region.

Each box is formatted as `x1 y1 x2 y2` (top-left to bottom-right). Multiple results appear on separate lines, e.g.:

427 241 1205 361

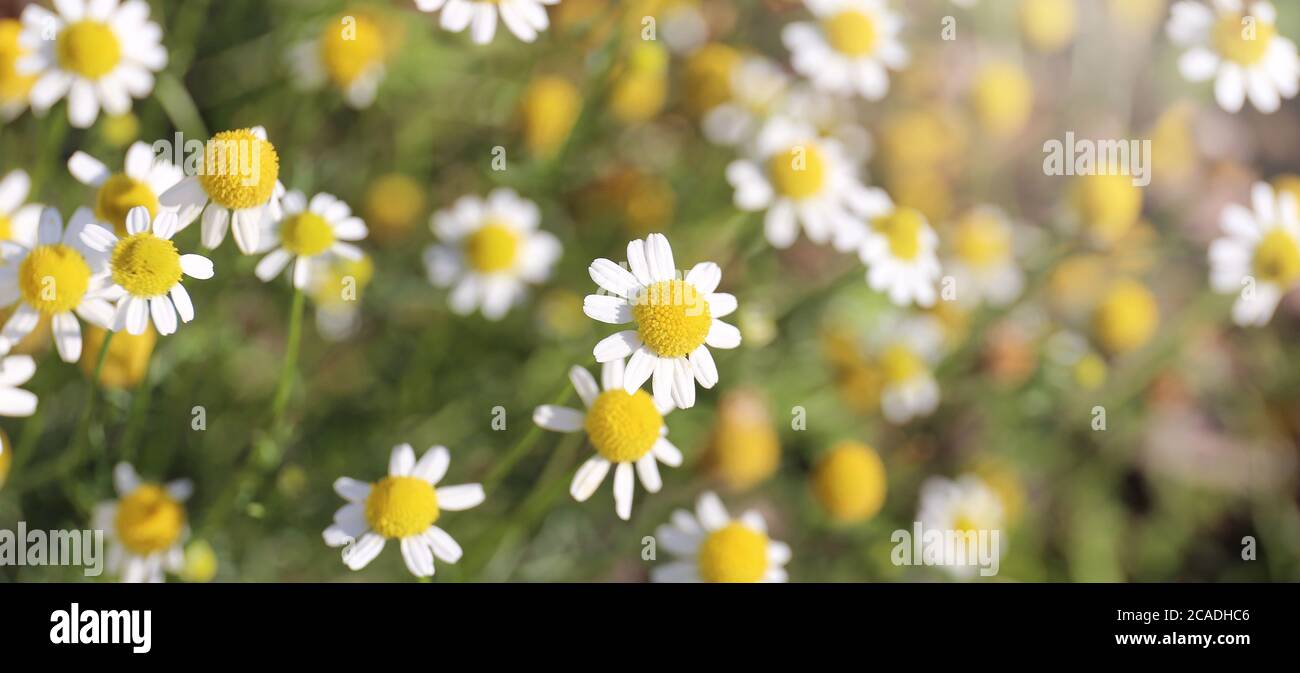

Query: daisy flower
727 116 888 251
779 84 874 167
0 207 115 362
423 188 561 320
1208 181 1300 326
67 141 184 236
700 54 789 147
0 19 37 121
289 11 392 109
323 443 485 577
0 169 41 247
651 491 791 583
414 0 557 45
0 354 38 418
1168 0 1300 113
944 206 1024 308
859 204 942 307
876 316 943 424
583 233 740 409
916 474 1005 578
92 462 191 583
159 126 286 255
79 206 214 336
254 191 368 289
533 359 682 521
782 0 908 100
17 0 167 128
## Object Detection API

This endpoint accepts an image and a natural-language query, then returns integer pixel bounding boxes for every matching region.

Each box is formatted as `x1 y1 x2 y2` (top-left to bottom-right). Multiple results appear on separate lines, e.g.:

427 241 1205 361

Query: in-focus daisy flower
160 126 285 254
254 191 368 289
704 389 780 492
811 440 886 523
859 205 942 307
0 19 36 121
583 233 740 409
944 206 1024 308
80 324 154 389
323 443 485 577
651 491 791 583
534 360 682 521
1209 181 1300 325
0 169 41 246
875 316 943 423
0 354 38 417
1168 0 1299 113
423 188 561 320
727 116 889 251
916 474 1005 578
289 10 394 109
1091 278 1159 355
92 462 191 583
67 141 184 236
80 206 214 336
17 0 167 128
700 54 789 147
0 208 114 362
414 0 557 44
782 0 908 100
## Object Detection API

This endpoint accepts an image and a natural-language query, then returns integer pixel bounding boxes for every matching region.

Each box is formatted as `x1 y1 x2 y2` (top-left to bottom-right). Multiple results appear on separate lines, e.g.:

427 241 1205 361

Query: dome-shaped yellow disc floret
811 441 887 523
696 522 769 583
198 129 280 211
114 484 186 555
633 280 713 358
584 389 663 463
364 476 439 539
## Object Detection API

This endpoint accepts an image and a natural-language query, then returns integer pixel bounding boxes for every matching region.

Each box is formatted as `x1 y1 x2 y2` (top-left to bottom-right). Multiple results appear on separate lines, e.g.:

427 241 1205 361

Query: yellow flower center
198 129 280 211
18 244 91 315
821 10 878 57
0 19 36 102
1075 174 1142 246
464 222 520 273
880 343 925 384
951 513 980 535
632 279 713 358
954 212 1011 268
279 211 336 257
95 174 159 236
812 441 887 523
111 232 182 298
114 484 185 556
364 475 440 539
0 214 12 241
320 13 384 87
584 389 663 463
1092 280 1158 355
1252 227 1300 286
873 208 927 261
1213 14 1275 66
767 143 827 199
696 523 769 583
57 20 121 79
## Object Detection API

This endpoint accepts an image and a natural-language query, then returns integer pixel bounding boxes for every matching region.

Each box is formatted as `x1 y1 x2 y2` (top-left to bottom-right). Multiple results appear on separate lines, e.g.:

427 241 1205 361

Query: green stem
480 383 574 490
270 287 305 425
47 332 114 505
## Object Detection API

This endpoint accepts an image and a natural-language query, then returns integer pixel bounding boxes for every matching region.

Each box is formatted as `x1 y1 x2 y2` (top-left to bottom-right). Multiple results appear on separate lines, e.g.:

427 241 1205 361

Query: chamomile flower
423 188 561 320
414 0 557 44
811 440 887 523
79 206 214 336
289 11 393 109
0 354 38 417
916 474 1005 578
1208 181 1300 326
323 443 485 577
534 360 682 521
1168 0 1300 113
17 0 167 128
700 54 789 147
782 0 909 100
0 207 114 361
876 316 943 424
651 491 791 583
944 206 1024 308
584 233 740 409
0 169 41 246
0 19 36 121
779 84 874 166
92 462 191 583
67 141 184 236
727 116 889 250
860 205 942 308
159 126 286 255
254 191 368 289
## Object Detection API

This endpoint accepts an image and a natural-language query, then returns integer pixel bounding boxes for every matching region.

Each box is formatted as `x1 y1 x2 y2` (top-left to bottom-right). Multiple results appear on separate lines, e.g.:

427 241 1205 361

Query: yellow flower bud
520 75 582 159
705 390 780 492
812 441 887 523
